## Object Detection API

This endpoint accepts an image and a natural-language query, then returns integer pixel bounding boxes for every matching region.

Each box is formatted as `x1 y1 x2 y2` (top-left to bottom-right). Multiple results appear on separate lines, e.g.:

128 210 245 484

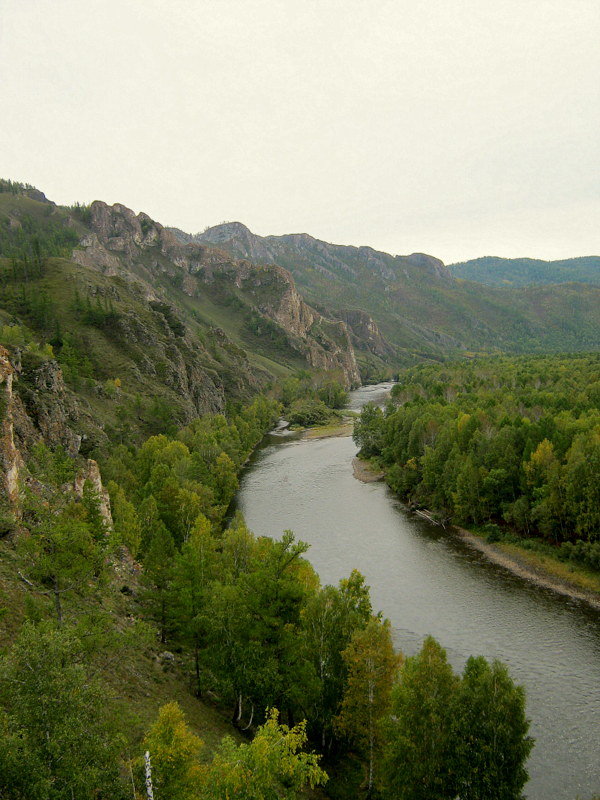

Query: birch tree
335 617 400 795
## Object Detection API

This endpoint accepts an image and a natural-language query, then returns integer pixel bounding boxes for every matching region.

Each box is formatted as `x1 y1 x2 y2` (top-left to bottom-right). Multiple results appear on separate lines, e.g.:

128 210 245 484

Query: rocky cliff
183 221 600 361
74 202 360 387
0 345 112 524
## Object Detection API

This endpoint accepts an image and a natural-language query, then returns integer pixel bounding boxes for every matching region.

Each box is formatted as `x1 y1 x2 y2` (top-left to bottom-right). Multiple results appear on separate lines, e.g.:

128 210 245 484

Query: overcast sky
1 0 598 263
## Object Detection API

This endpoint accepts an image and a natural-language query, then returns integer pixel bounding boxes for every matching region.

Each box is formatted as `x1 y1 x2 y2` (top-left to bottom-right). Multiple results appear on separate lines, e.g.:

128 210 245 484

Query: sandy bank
352 457 385 482
454 526 600 610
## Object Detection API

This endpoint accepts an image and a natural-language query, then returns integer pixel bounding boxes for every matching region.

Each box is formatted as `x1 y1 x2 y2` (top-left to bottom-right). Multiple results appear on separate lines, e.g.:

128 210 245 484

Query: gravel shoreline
453 526 600 610
352 457 385 482
351 455 600 610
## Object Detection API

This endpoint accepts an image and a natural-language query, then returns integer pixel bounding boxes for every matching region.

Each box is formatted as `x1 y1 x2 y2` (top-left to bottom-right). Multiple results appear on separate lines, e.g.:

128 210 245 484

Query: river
236 384 600 800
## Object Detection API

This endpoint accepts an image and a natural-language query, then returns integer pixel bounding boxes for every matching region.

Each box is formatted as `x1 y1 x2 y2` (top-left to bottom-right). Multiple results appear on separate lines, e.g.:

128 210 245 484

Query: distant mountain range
168 222 600 367
449 256 600 287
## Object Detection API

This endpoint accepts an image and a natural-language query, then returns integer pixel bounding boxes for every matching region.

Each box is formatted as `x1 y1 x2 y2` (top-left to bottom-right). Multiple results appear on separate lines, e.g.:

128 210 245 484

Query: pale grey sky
1 0 598 263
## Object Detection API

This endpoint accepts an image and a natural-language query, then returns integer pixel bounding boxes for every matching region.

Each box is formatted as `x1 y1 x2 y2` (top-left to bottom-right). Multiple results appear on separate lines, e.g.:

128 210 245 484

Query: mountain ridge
169 221 600 363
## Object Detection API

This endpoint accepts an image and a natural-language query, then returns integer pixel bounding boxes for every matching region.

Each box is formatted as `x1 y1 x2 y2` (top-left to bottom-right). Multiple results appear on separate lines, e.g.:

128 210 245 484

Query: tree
381 636 458 800
353 403 385 458
302 570 372 748
381 638 534 800
0 622 124 800
108 481 142 556
141 702 203 800
17 496 105 625
173 515 217 695
201 708 327 800
143 521 176 643
453 656 533 800
335 617 400 795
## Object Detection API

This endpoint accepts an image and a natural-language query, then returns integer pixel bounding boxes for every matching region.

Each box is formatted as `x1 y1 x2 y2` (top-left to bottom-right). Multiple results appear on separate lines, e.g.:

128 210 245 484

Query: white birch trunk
144 750 154 800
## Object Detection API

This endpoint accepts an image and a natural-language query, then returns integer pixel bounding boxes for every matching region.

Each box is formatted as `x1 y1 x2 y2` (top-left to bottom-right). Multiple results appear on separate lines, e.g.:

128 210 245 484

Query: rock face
74 202 361 388
0 347 113 516
338 310 394 357
0 347 24 505
13 358 83 457
73 459 113 528
187 222 453 284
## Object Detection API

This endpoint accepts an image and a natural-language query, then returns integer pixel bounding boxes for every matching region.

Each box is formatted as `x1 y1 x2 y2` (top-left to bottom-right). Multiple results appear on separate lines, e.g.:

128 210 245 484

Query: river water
236 384 600 800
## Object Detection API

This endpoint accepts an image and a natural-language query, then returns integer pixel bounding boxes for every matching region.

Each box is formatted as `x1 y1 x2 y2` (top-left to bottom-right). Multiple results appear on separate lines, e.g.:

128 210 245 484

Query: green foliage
140 702 203 800
302 569 372 747
150 300 186 336
381 636 532 800
201 708 328 799
370 355 600 553
27 442 76 485
17 492 107 624
0 622 125 800
318 379 349 408
382 636 458 800
353 401 385 457
335 617 400 793
0 211 78 262
140 705 327 800
0 324 54 359
107 480 142 555
287 398 332 426
454 656 533 800
68 201 93 225
0 179 39 195
450 254 600 288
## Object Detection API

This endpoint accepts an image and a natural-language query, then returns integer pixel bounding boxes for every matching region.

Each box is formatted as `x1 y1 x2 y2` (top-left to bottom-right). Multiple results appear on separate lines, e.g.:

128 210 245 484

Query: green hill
448 255 600 287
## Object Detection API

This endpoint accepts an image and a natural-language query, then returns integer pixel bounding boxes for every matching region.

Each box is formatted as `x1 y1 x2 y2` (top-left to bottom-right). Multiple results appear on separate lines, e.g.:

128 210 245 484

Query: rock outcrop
0 348 112 517
337 310 394 357
0 347 24 505
74 202 361 388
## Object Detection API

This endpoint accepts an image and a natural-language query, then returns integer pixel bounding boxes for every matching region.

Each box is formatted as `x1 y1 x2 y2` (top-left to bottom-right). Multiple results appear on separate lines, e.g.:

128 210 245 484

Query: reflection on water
236 385 600 800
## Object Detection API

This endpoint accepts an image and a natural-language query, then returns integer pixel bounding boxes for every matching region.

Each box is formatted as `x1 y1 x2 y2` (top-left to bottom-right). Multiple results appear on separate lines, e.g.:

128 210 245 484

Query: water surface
237 384 600 800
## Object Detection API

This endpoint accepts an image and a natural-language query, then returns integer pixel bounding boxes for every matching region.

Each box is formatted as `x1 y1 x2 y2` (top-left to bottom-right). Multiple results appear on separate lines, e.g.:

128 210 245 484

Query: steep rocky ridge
0 345 112 524
182 222 600 361
73 201 360 386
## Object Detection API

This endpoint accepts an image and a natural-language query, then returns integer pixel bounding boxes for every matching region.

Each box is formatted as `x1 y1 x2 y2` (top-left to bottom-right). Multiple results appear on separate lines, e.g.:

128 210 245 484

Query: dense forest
354 354 600 572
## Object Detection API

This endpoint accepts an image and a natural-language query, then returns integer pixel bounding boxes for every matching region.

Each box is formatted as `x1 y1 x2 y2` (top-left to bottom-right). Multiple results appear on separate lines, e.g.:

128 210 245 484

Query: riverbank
454 527 600 610
352 457 384 482
302 420 354 439
351 456 600 609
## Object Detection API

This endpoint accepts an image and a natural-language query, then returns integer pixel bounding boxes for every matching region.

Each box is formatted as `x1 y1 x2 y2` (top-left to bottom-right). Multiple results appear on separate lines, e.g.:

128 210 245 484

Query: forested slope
355 354 600 574
0 180 542 799
449 255 600 287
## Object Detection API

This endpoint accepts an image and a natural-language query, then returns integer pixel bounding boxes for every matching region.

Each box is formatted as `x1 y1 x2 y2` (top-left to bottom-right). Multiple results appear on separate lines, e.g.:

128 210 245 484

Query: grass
303 420 354 439
463 526 600 598
497 541 600 595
